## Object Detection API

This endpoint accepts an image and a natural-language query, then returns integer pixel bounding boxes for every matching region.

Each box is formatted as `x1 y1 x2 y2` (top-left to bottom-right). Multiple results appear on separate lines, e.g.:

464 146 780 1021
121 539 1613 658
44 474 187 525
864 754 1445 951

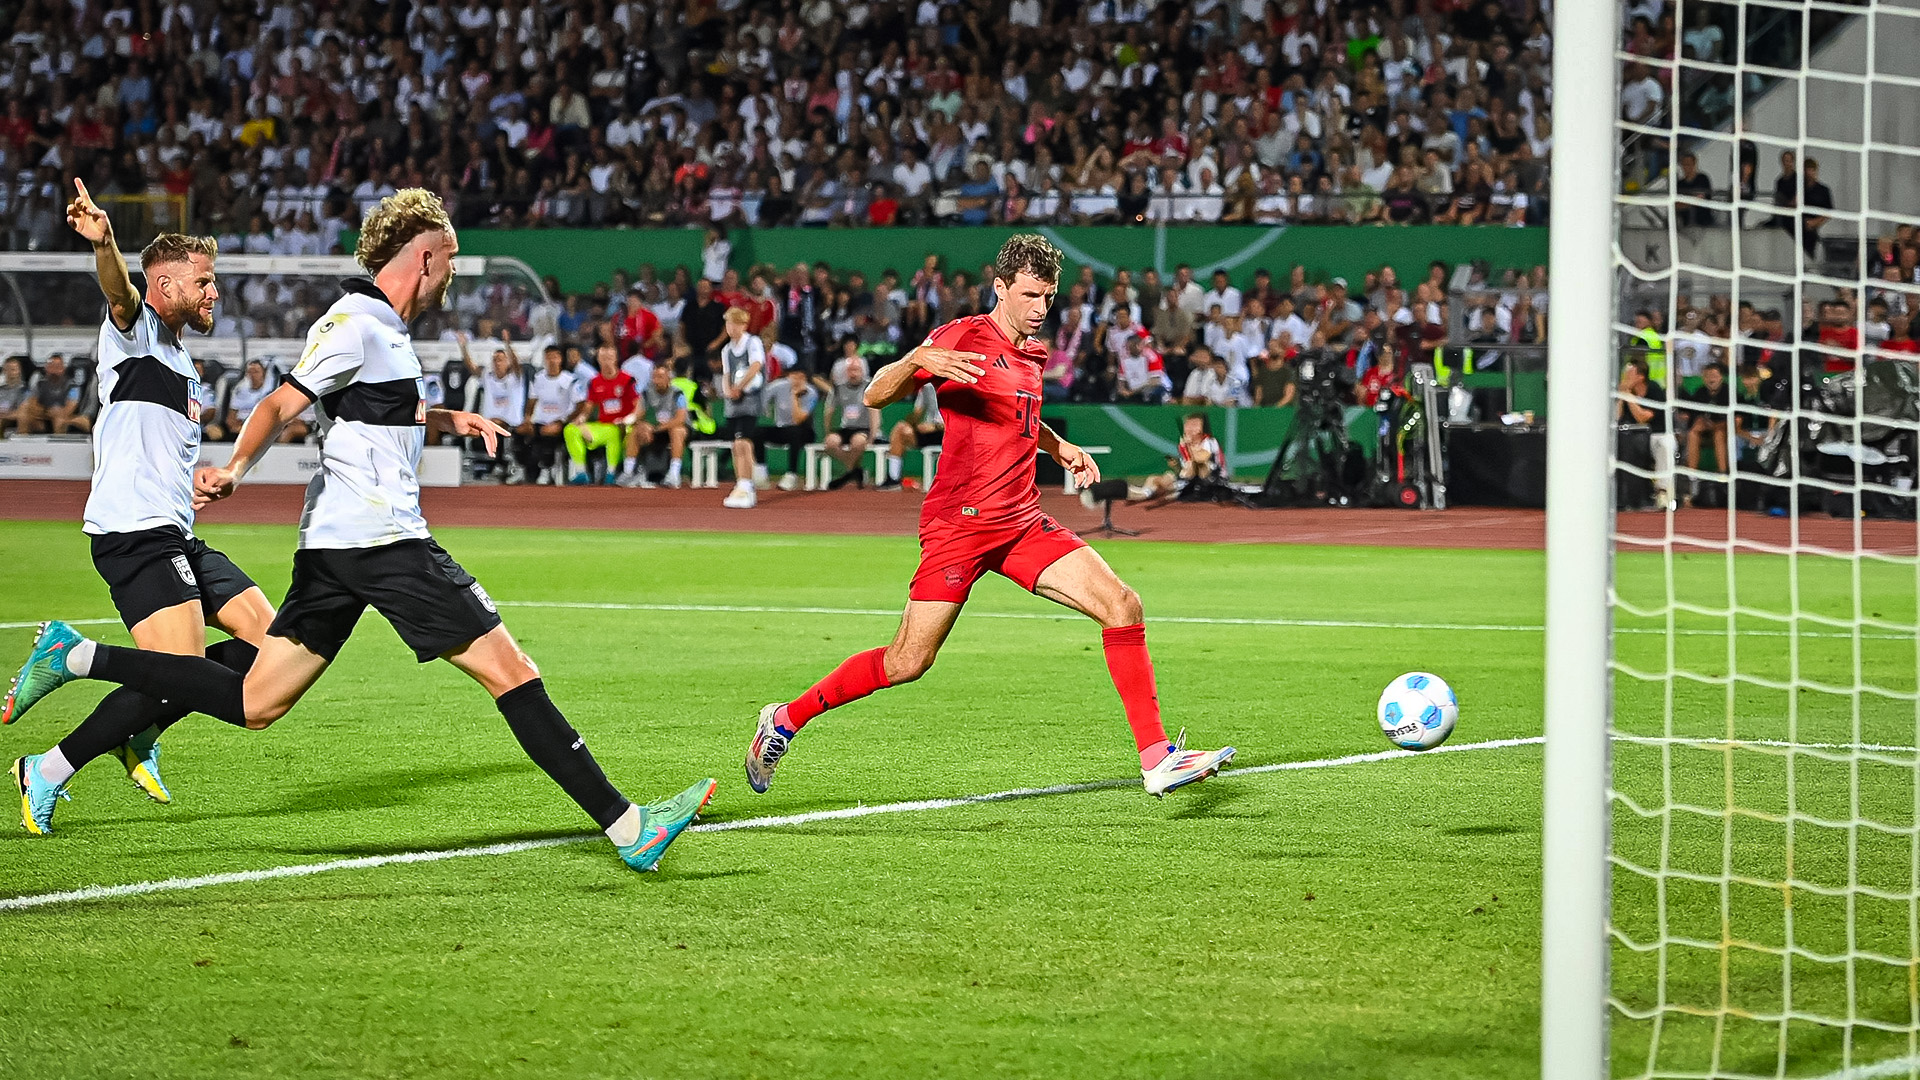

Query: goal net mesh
1607 0 1920 1076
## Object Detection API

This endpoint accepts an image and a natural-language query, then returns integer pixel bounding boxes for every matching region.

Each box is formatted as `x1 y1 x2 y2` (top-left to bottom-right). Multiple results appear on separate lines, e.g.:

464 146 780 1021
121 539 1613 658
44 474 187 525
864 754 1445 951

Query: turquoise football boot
618 778 716 872
4 621 85 725
13 754 71 835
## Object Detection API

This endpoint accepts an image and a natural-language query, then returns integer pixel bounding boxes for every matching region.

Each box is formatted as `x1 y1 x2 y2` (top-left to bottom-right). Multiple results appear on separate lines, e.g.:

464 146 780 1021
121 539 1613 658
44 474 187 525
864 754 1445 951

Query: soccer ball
1377 672 1458 751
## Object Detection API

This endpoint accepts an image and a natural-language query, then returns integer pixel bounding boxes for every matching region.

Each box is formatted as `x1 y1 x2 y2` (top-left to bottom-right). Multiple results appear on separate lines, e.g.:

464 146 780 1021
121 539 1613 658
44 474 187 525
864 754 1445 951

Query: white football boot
1141 729 1236 798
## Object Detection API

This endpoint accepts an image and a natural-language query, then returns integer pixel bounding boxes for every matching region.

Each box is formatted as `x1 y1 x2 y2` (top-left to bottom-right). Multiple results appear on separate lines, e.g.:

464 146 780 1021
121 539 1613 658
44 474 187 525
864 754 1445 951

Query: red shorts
909 513 1089 604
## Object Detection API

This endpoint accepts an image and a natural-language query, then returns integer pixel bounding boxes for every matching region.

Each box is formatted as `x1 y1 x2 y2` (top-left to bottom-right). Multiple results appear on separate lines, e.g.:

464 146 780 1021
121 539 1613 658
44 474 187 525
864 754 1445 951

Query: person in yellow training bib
1632 310 1666 385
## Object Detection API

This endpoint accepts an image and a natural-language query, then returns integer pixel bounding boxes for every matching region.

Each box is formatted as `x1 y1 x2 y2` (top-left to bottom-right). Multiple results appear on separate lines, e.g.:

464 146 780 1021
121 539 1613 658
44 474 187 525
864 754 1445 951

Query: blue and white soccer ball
1377 672 1459 751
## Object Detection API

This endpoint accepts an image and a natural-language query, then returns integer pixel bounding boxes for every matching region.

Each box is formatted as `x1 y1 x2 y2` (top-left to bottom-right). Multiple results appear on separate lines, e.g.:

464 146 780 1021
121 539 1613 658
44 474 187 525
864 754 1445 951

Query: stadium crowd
2 0 1563 249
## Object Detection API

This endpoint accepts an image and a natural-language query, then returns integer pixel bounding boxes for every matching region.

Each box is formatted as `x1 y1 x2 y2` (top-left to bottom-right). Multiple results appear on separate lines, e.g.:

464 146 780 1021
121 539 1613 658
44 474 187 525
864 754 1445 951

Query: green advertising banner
444 225 1548 297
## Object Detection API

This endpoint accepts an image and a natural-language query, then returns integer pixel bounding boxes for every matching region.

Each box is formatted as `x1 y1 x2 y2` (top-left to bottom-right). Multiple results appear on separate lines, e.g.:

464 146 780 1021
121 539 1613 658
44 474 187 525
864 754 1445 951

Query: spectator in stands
622 366 690 489
1115 334 1169 405
817 344 876 489
1252 349 1298 408
0 357 28 436
1139 413 1227 503
882 381 943 491
1180 348 1236 408
1674 153 1716 228
762 367 818 493
523 345 579 486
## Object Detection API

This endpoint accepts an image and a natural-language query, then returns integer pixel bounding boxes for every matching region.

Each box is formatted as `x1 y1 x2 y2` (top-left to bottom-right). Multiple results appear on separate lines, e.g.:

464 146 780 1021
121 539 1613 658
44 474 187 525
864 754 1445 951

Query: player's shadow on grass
1441 823 1528 838
1164 783 1258 820
102 761 532 827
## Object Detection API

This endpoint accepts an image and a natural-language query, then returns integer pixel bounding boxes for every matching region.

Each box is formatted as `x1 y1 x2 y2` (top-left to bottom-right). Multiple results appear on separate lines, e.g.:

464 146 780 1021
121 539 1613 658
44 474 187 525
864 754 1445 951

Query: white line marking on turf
492 600 1918 640
0 736 1542 912
8 603 1913 641
1812 1055 1920 1080
0 618 121 631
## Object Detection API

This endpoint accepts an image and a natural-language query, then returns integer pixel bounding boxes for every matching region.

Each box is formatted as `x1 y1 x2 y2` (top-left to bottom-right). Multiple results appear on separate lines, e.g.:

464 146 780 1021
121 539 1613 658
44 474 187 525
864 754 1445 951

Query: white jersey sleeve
289 312 367 401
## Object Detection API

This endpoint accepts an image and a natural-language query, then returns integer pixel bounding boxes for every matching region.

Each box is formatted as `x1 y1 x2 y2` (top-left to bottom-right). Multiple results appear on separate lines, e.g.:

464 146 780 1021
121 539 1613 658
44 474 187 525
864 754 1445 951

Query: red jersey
587 372 638 424
915 314 1050 530
619 307 662 359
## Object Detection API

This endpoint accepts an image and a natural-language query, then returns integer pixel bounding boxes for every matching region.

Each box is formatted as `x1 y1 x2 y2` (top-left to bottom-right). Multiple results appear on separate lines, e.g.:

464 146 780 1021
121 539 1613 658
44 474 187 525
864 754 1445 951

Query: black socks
90 642 248 728
58 639 261 768
495 679 629 829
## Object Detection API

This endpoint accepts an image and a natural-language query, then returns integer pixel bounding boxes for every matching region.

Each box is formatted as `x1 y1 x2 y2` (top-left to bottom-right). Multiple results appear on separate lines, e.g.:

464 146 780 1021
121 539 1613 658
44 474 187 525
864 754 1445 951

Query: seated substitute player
523 344 580 485
879 378 943 490
745 234 1235 798
7 180 275 834
762 366 818 492
226 359 311 443
563 343 639 485
6 189 714 871
815 345 877 489
618 364 689 488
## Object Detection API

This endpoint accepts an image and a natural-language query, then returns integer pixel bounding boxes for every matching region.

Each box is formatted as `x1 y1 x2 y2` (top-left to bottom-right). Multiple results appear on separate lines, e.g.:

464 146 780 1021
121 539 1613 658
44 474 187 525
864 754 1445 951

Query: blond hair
994 234 1062 285
355 188 454 274
140 233 217 272
723 306 752 325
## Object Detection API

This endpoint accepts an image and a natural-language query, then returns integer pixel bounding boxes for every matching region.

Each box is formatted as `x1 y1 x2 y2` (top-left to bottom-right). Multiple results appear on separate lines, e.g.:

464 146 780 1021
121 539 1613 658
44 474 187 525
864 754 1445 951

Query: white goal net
1550 0 1920 1077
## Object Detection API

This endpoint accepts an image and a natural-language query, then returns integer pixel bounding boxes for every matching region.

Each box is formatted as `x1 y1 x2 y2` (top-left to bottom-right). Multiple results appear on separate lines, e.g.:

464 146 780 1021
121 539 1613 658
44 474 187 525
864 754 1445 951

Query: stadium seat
804 444 889 491
688 440 732 488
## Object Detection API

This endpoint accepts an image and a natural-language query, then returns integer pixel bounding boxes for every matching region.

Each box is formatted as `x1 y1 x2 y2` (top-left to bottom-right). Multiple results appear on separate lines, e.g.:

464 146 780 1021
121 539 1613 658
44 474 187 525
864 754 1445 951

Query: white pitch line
0 618 122 631
1812 1055 1920 1080
5 603 1913 641
0 736 1542 913
491 600 1918 641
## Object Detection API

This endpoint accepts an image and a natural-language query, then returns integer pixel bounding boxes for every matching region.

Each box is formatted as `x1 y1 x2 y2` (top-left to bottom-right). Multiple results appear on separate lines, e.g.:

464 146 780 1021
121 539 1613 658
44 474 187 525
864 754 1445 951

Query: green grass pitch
0 518 1908 1078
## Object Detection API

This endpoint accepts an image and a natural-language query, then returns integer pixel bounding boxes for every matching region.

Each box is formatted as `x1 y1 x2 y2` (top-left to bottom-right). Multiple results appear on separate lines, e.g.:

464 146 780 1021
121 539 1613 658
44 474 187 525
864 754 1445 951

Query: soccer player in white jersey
5 180 277 834
6 190 714 871
458 329 528 483
523 344 580 485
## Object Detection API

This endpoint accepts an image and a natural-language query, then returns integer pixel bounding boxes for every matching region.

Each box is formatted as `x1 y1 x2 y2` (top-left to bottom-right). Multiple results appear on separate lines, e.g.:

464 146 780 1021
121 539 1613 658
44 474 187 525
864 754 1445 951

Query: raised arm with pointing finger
67 179 141 332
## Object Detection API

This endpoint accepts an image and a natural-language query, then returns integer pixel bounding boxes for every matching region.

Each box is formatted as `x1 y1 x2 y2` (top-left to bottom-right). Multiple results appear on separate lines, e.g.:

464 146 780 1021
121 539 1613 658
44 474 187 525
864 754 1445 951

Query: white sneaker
777 472 799 492
723 483 757 509
617 471 650 488
505 468 526 486
663 473 682 489
536 468 553 486
1141 729 1236 798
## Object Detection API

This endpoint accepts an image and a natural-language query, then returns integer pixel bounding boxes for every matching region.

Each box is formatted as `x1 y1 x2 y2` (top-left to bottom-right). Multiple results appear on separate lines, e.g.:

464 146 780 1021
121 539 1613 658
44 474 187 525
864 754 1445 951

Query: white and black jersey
479 368 526 424
84 303 202 537
528 369 580 424
717 334 766 417
285 278 431 550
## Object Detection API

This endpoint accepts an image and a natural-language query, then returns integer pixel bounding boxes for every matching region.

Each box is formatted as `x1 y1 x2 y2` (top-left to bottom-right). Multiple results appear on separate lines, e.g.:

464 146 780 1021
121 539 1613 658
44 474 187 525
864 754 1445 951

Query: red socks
1102 624 1171 768
782 647 892 732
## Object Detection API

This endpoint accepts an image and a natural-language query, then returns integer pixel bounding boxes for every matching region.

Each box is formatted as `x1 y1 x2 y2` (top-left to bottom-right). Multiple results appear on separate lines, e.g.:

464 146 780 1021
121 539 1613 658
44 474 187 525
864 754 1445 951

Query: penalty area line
0 736 1541 913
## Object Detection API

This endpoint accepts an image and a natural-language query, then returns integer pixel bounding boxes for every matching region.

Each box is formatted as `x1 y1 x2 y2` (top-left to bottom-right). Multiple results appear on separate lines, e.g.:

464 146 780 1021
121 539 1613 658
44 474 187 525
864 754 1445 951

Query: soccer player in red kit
745 234 1235 797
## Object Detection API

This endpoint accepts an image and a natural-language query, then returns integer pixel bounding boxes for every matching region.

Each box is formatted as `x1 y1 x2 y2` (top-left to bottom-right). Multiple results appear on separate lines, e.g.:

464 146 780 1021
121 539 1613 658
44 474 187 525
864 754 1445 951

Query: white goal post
1548 0 1920 1076
1542 0 1621 1074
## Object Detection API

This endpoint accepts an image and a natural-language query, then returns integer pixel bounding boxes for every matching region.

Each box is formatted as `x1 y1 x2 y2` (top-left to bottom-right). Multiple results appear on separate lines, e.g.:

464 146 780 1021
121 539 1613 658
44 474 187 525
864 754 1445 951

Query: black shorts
90 526 259 631
268 539 503 663
914 426 944 448
721 413 760 441
831 427 872 443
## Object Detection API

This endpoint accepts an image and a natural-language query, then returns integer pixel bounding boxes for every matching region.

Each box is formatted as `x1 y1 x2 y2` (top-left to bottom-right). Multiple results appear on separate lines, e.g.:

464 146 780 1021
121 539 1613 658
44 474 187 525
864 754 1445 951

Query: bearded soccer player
6 180 276 833
745 234 1235 797
6 190 713 871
